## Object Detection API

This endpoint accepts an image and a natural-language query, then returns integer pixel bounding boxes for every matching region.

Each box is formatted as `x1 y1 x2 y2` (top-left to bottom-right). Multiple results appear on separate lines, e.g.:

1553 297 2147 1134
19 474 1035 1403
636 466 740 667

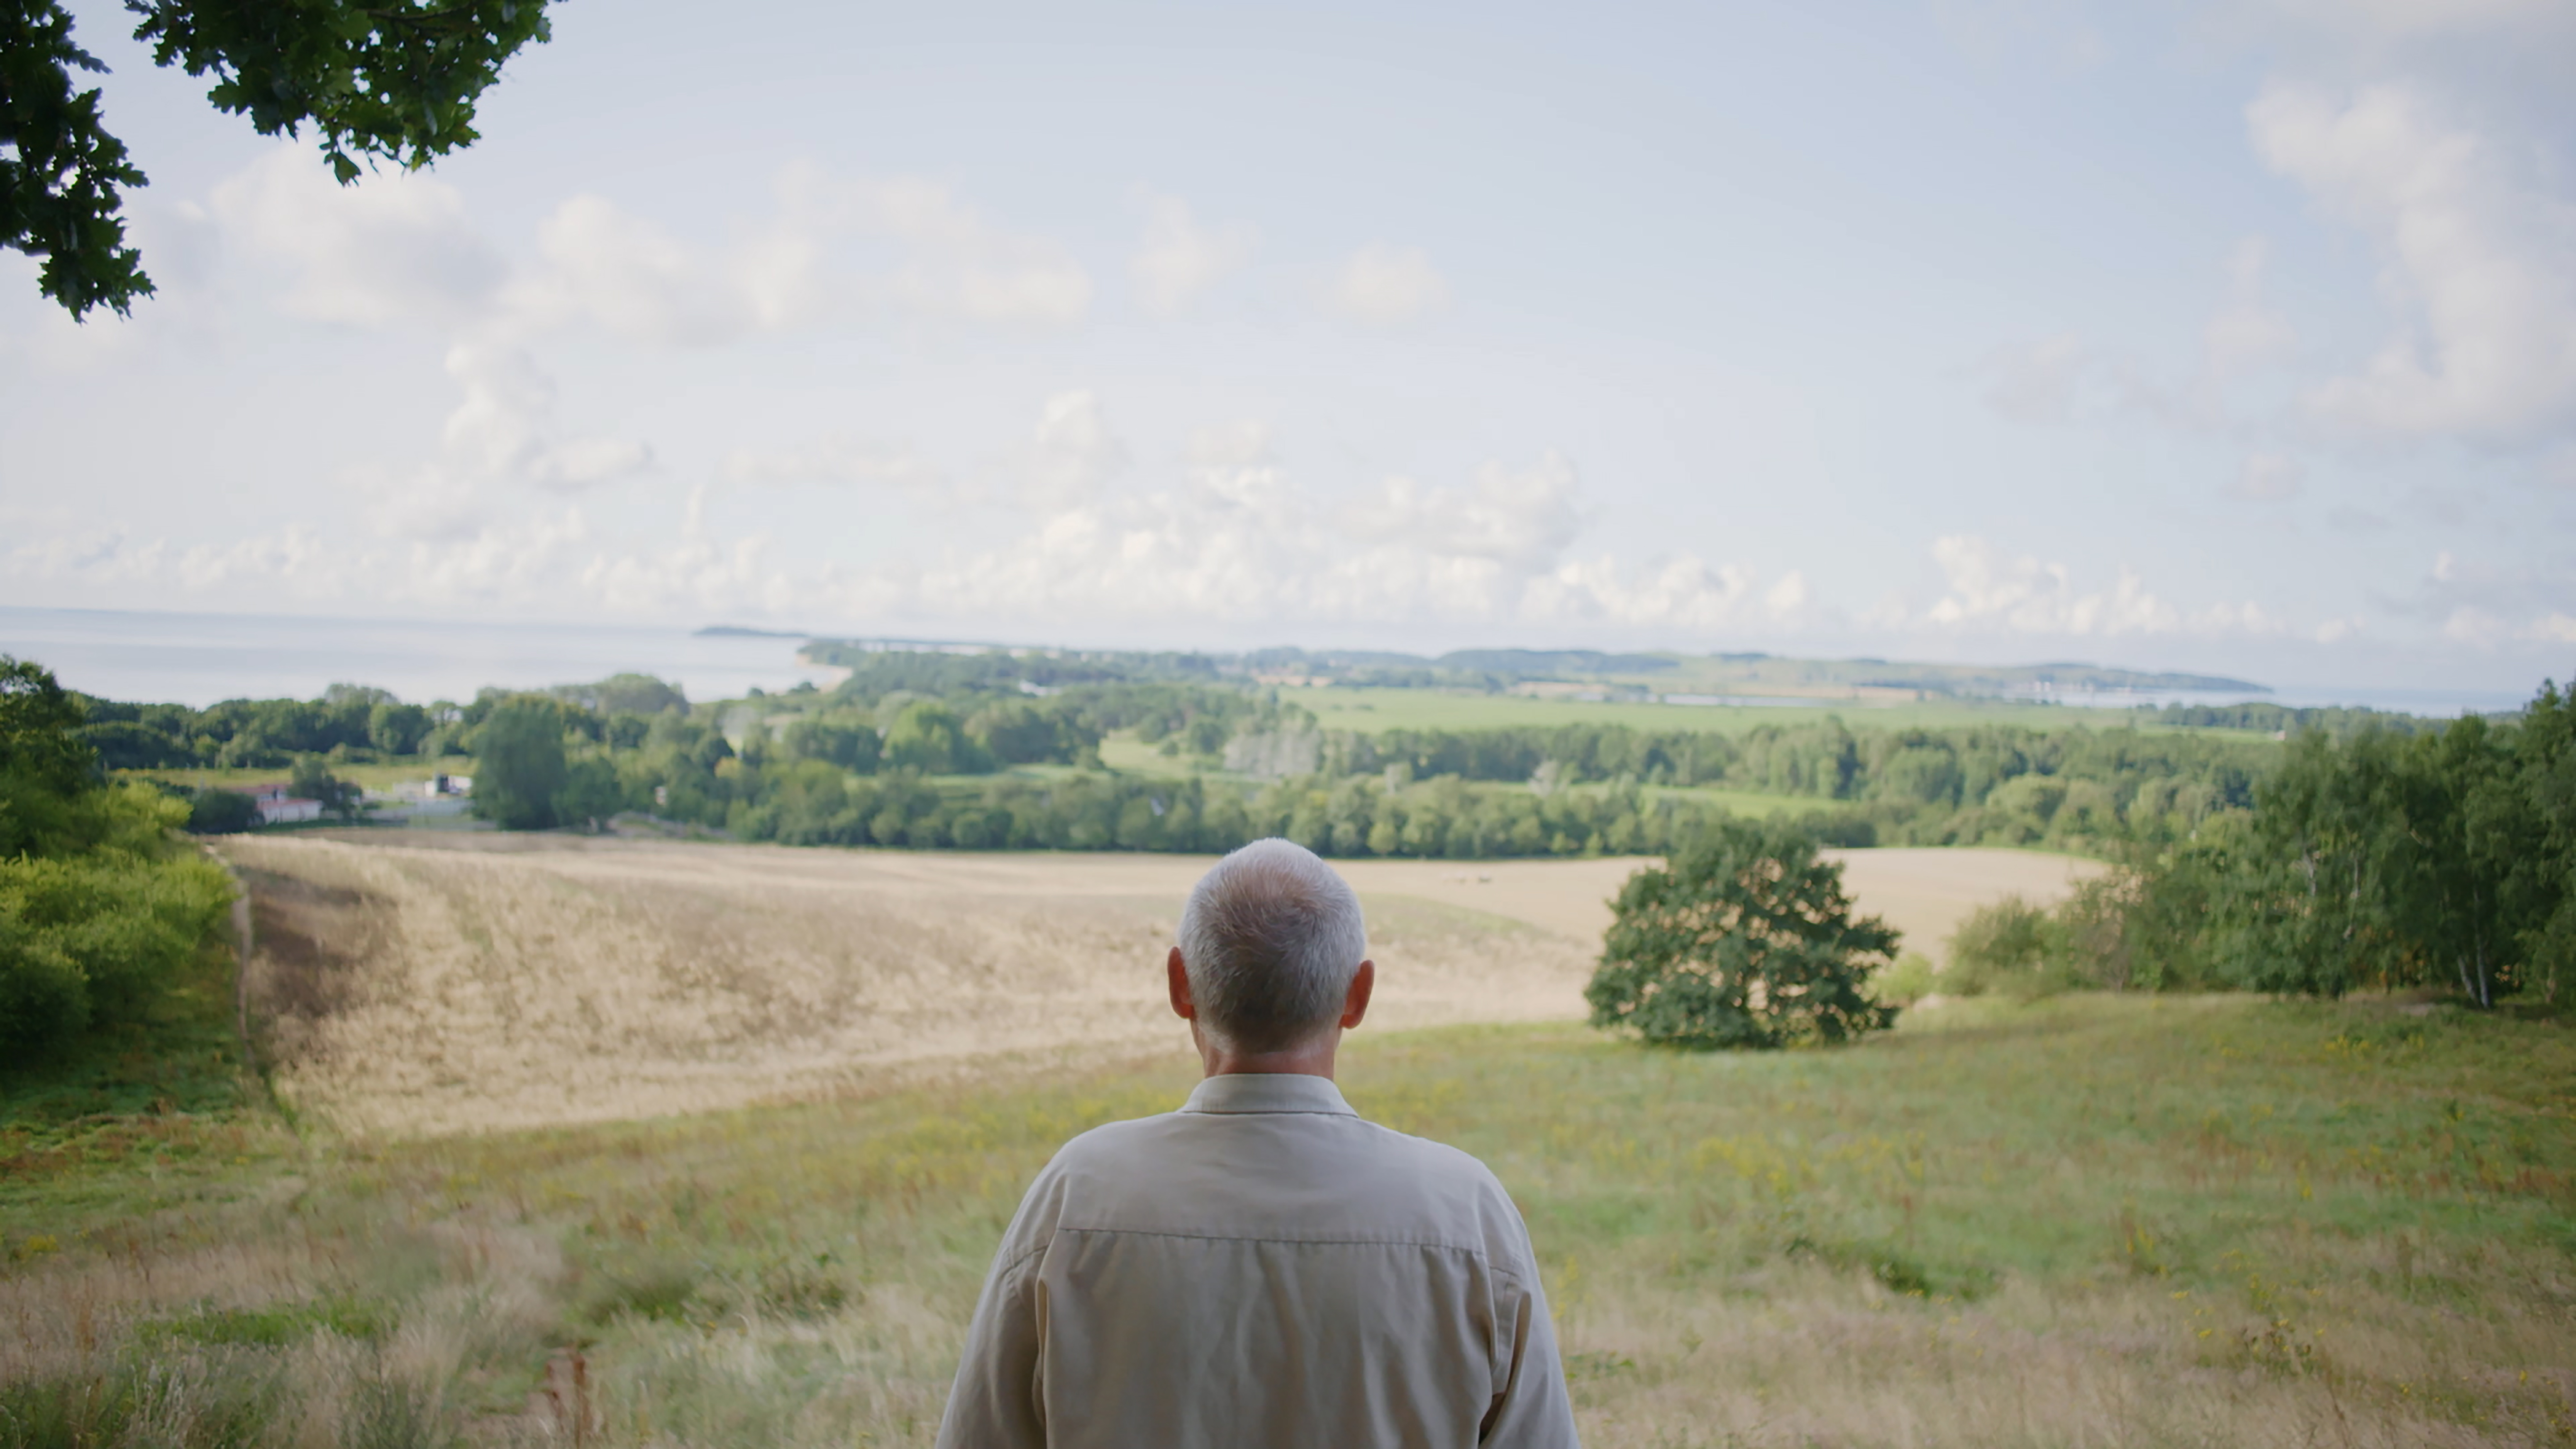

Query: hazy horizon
4 602 2547 718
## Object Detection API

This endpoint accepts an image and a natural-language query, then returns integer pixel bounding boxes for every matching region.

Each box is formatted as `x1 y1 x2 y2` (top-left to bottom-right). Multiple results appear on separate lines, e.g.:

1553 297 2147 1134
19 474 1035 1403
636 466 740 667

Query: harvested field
220 834 2098 1138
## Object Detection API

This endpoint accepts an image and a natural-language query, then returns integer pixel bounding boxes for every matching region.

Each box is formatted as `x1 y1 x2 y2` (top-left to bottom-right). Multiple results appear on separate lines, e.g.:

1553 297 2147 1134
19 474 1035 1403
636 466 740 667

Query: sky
3 0 2573 694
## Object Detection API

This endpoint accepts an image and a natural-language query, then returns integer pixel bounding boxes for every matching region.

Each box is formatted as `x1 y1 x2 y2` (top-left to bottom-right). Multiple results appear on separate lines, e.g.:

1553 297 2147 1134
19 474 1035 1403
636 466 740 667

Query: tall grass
6 997 2573 1446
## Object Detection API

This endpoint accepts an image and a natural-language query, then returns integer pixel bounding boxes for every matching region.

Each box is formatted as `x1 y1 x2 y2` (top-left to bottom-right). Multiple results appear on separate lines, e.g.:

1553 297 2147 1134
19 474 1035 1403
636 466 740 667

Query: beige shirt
935 1073 1579 1448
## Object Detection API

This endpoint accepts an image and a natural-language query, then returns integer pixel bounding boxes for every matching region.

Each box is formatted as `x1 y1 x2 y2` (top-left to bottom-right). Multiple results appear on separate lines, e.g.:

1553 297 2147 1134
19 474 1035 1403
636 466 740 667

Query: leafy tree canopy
469 694 568 830
4 0 552 318
1587 818 1900 1050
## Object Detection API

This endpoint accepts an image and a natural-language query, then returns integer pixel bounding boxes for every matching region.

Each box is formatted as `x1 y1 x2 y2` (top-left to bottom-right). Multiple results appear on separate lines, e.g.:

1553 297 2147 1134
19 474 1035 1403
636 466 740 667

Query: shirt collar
1179 1073 1359 1117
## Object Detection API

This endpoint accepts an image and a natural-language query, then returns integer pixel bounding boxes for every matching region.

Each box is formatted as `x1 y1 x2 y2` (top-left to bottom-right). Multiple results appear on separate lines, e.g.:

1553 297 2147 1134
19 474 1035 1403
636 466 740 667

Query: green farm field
1278 686 2251 738
3 840 2569 1448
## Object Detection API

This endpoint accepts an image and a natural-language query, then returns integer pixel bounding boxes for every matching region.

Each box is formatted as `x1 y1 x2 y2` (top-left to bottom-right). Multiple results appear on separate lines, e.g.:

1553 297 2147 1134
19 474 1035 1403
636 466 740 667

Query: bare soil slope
222 835 2098 1138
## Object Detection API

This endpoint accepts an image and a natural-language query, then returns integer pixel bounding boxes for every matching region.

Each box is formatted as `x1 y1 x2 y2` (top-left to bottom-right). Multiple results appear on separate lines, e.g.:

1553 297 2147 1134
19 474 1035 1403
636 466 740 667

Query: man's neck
1194 1028 1338 1079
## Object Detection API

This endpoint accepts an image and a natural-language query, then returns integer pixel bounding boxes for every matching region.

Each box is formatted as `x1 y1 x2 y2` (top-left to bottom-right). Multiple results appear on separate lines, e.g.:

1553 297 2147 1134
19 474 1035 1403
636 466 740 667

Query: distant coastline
0 605 2540 718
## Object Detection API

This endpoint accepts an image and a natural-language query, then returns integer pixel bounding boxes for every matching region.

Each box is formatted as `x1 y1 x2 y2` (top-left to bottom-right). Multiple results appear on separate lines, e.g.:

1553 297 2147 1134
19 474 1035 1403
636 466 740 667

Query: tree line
2130 700 2457 739
1216 718 2273 852
89 663 2284 857
442 695 2275 861
1926 681 2574 1009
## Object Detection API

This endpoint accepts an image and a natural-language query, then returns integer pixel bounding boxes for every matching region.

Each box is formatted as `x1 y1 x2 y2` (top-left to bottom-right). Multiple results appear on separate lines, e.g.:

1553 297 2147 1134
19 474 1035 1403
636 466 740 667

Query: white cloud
503 166 1091 345
1921 535 2175 634
6 524 355 601
439 344 652 494
1329 244 1451 324
2 528 167 585
1129 191 1255 316
2247 80 2576 446
723 435 945 492
1187 419 1275 469
2443 604 2509 644
579 488 792 616
515 194 787 346
2525 611 2576 643
2230 450 2307 501
0 501 796 621
174 526 348 594
210 147 505 327
398 511 593 607
1344 454 1583 569
861 445 1794 635
1524 556 1775 630
848 174 1093 327
2370 547 2576 642
1012 389 1129 507
1903 535 2284 639
364 345 651 542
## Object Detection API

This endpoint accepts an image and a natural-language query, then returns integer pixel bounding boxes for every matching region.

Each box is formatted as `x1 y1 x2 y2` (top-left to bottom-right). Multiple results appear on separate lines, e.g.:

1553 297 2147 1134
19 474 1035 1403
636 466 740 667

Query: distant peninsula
785 636 2272 703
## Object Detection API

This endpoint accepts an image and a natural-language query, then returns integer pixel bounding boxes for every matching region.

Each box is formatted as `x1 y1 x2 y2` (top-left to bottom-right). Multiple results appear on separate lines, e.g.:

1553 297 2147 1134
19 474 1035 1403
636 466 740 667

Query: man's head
1173 838 1370 1056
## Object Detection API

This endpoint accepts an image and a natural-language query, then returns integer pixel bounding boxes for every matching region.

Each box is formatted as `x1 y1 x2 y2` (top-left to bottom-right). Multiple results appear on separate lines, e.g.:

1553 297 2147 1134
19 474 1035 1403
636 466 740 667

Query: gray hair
1177 838 1369 1052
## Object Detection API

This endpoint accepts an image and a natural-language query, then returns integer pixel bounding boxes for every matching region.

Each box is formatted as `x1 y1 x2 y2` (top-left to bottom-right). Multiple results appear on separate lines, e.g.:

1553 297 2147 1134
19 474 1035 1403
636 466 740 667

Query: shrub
187 788 261 834
1945 894 2057 999
1586 818 1900 1049
0 812 232 1055
1876 950 1939 1006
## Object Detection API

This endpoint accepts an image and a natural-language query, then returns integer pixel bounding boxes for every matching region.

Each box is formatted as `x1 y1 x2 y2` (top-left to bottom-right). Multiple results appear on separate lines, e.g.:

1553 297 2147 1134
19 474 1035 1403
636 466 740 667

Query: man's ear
1340 960 1375 1031
1167 946 1196 1022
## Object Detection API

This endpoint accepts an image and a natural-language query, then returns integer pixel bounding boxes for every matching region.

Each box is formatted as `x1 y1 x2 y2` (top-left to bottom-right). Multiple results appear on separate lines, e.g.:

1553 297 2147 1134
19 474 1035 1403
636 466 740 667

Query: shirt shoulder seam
995 1237 1052 1280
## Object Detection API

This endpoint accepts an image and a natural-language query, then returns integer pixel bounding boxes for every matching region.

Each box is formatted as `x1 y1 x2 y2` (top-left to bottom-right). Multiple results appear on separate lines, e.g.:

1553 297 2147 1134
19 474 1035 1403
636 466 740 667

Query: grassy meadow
6 985 2572 1447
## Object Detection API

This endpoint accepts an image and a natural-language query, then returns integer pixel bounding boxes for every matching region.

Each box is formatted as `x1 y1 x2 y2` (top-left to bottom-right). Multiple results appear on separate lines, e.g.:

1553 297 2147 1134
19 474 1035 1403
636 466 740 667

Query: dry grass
218 833 2096 1140
218 833 1615 1138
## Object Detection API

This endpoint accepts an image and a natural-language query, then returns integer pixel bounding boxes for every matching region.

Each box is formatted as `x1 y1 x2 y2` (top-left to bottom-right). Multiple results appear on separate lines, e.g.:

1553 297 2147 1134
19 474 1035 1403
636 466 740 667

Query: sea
0 605 2542 717
0 607 840 708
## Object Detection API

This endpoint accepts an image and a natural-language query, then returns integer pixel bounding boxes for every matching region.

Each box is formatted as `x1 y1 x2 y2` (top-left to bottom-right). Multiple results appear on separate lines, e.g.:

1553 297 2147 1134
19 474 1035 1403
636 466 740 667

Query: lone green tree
4 0 553 318
1586 818 1900 1049
470 695 566 830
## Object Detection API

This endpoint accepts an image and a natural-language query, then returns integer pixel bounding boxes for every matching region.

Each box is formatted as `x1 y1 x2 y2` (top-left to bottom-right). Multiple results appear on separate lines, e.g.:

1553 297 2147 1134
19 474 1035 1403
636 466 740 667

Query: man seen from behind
934 838 1580 1447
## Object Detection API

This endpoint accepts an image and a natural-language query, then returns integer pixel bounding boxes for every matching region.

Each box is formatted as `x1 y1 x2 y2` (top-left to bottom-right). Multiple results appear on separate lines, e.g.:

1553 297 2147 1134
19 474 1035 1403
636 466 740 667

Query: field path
222 834 2098 1138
